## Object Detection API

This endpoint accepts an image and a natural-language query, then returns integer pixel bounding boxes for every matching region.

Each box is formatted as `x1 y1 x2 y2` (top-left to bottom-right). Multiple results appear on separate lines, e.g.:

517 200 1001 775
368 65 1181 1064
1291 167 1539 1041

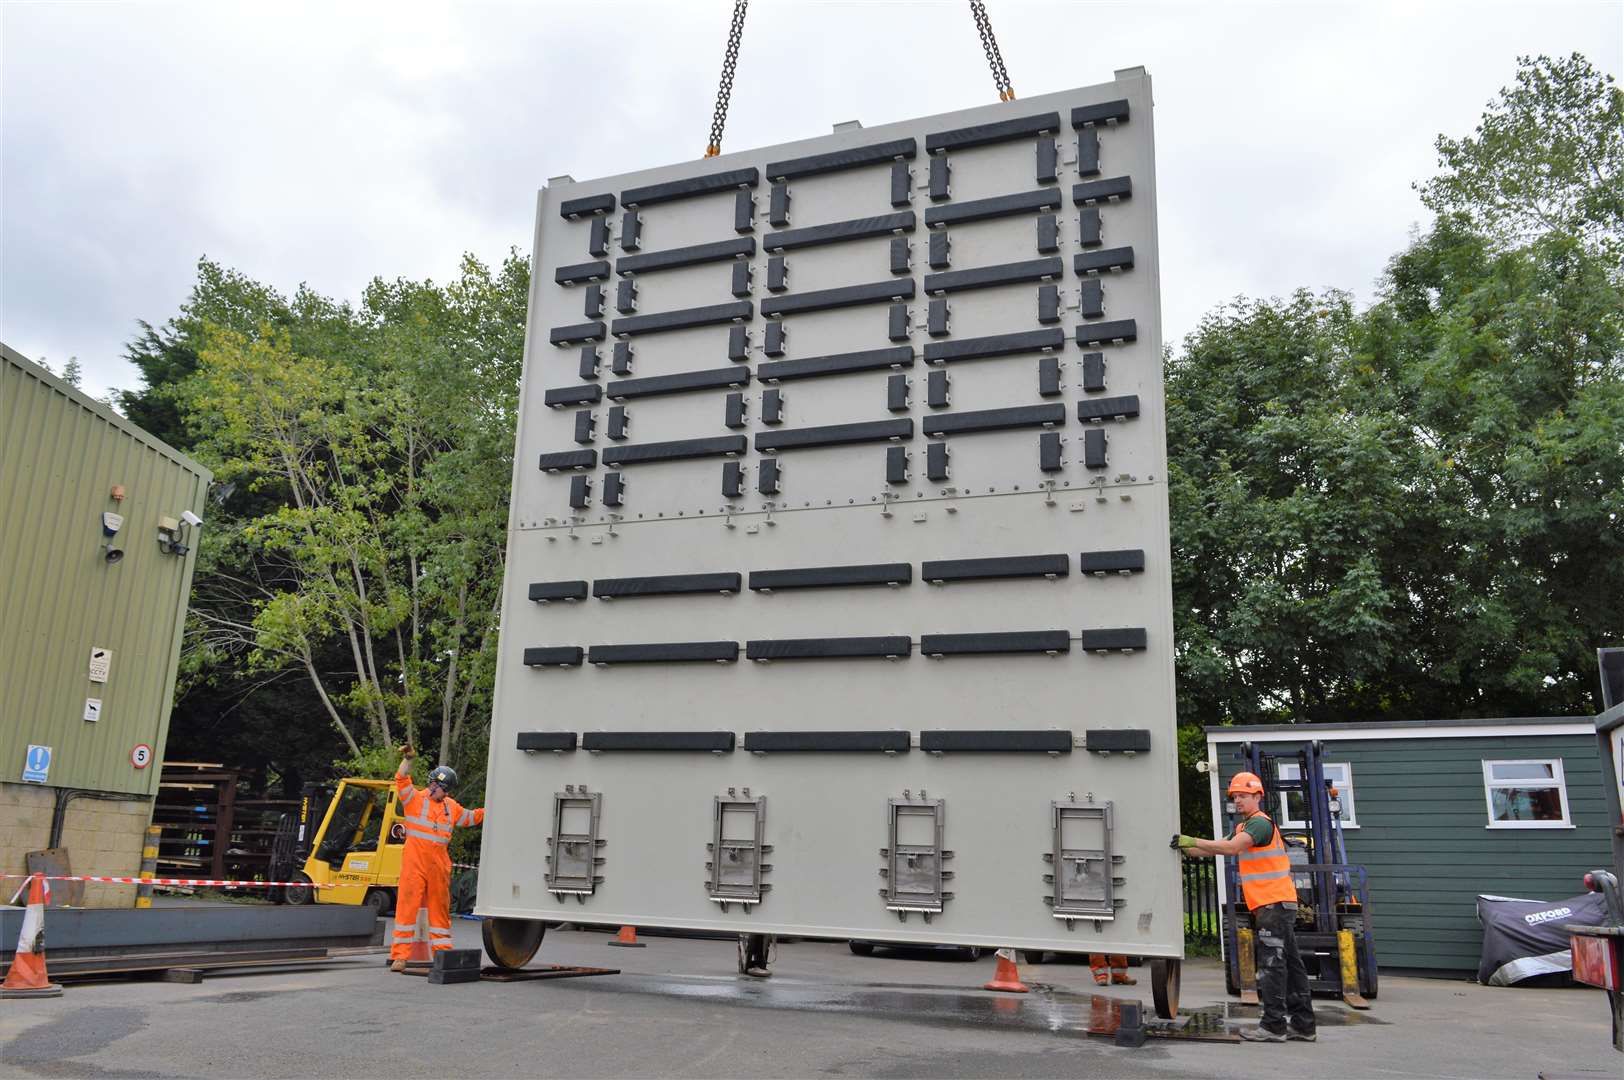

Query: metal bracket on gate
879 792 953 922
1043 794 1125 923
544 787 605 902
706 790 772 911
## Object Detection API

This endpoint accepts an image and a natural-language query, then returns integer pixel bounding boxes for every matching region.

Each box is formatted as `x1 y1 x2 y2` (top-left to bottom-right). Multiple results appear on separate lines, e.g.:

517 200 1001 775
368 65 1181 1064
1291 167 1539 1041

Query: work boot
1092 974 1109 986
390 959 407 973
1110 972 1136 986
744 965 771 978
1287 1028 1317 1042
1238 1026 1287 1043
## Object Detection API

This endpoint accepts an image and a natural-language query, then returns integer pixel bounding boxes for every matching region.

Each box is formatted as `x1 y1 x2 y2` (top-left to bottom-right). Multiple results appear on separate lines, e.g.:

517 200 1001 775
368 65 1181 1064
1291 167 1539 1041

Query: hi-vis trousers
390 855 453 960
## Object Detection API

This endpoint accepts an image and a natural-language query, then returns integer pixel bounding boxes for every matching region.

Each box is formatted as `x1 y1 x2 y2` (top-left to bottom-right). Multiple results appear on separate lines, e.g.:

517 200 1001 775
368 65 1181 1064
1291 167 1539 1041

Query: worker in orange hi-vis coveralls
389 744 485 972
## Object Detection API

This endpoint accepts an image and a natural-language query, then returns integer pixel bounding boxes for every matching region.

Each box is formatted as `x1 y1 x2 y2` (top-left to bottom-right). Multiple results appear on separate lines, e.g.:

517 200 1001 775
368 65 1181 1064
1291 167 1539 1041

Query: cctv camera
181 510 203 527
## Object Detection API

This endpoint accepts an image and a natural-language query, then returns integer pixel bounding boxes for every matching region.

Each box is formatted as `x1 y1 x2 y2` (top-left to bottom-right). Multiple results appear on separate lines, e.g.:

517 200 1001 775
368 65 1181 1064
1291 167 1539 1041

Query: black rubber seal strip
758 346 914 383
760 279 915 316
1079 627 1148 652
1085 728 1150 752
924 257 1062 294
538 449 598 471
1071 100 1131 128
922 328 1064 364
763 212 916 252
1079 549 1146 575
616 237 756 275
746 636 912 660
925 112 1062 152
1074 247 1136 274
606 367 751 400
559 194 616 218
602 435 747 465
581 731 737 751
522 647 584 667
587 642 740 665
748 563 912 590
555 261 612 285
611 301 752 337
1072 176 1133 204
517 731 579 751
920 729 1072 753
921 554 1069 583
920 631 1071 656
621 168 760 208
1076 319 1138 346
923 404 1065 436
1077 395 1140 422
765 138 918 180
529 580 589 602
923 188 1062 227
743 730 911 753
543 384 604 408
549 323 607 346
593 572 742 599
755 418 913 452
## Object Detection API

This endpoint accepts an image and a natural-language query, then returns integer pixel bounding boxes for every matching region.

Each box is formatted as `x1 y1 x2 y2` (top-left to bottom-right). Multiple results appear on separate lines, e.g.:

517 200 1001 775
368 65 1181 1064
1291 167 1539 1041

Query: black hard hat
428 765 458 791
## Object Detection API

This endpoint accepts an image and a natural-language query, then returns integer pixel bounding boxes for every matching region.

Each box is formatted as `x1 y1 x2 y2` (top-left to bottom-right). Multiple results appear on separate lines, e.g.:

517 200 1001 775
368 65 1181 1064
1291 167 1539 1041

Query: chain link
969 0 1014 101
705 0 750 157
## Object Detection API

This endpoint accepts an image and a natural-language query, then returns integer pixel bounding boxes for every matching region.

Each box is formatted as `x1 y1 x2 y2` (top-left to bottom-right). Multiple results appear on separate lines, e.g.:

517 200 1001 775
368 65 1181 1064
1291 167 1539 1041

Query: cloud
2 1 1618 401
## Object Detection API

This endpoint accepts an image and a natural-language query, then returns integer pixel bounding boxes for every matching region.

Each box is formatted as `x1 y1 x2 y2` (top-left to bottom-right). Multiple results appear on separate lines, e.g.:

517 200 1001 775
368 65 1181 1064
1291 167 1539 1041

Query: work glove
1176 834 1200 850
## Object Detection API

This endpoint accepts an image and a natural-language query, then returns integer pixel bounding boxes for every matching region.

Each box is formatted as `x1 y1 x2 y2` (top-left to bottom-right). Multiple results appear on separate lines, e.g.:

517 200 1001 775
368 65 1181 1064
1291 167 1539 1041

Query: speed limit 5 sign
131 744 153 769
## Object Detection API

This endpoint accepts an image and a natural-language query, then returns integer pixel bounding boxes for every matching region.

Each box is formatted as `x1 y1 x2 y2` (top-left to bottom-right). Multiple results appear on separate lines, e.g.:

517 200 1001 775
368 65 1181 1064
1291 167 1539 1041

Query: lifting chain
968 0 1015 102
705 0 749 157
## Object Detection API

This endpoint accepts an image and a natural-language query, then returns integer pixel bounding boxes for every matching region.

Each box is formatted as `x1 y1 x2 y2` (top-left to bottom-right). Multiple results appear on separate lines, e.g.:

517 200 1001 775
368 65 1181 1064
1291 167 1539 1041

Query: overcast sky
2 1 1619 402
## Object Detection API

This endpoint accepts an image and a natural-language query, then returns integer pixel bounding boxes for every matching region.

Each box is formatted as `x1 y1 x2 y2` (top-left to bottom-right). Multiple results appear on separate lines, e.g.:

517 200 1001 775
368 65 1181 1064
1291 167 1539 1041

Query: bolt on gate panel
481 71 1180 957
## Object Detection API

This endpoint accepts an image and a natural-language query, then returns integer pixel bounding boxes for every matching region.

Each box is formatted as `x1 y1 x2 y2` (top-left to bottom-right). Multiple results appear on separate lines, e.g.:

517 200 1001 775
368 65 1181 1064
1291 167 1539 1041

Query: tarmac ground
1 920 1617 1079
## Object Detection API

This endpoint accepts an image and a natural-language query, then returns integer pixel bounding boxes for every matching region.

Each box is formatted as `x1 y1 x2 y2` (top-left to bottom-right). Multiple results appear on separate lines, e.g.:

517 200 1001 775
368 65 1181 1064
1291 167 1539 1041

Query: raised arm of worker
396 743 416 802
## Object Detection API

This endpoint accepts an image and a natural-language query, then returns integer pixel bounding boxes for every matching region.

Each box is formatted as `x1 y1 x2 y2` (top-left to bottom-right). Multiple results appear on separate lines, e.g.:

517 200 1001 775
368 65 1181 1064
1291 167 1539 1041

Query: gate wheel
482 917 546 970
1150 957 1181 1019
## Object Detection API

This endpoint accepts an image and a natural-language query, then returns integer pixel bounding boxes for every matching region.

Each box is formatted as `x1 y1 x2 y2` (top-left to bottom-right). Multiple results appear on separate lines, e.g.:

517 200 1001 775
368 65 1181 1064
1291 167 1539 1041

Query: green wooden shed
1205 718 1613 974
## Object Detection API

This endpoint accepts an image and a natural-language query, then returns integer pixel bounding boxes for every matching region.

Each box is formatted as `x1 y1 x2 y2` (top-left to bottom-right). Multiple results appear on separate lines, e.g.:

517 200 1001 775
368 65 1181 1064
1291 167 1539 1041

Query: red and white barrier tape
453 862 479 871
1 874 335 888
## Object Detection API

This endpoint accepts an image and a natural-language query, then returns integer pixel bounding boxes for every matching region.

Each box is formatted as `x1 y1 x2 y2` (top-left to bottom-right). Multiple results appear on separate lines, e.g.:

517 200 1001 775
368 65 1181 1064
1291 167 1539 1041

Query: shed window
1482 759 1571 829
1276 762 1358 829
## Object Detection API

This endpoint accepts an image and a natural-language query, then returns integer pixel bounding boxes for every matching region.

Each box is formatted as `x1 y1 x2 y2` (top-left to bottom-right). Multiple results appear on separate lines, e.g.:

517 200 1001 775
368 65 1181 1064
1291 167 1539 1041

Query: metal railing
1183 857 1220 941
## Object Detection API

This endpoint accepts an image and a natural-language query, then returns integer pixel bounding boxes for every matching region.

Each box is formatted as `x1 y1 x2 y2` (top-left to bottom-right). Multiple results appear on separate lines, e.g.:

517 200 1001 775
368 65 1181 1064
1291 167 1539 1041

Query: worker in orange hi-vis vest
389 744 485 972
1177 771 1315 1043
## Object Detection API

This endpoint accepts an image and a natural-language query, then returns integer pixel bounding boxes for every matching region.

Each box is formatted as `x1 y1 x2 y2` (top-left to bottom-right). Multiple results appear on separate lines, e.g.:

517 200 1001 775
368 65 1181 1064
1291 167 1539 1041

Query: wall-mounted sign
83 698 102 722
23 745 52 783
88 647 112 683
131 744 153 769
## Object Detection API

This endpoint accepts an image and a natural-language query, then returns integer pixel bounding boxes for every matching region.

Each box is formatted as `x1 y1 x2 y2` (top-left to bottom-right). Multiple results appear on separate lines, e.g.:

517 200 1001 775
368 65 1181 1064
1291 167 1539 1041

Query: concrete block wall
1 782 152 908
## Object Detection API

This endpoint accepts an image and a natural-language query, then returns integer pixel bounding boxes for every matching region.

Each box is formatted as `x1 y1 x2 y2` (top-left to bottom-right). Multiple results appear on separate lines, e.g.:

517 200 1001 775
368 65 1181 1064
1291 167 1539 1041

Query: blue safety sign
22 744 51 784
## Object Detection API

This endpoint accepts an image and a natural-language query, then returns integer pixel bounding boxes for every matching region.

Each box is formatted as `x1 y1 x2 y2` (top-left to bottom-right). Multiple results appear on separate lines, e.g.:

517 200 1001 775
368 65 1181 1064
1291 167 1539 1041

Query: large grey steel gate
479 69 1180 963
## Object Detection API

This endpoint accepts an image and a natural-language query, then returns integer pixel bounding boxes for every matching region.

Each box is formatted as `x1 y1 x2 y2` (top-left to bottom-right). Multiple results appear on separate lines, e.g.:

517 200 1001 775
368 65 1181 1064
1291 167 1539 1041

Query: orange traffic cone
2 873 63 998
983 947 1029 994
407 907 432 964
606 925 646 948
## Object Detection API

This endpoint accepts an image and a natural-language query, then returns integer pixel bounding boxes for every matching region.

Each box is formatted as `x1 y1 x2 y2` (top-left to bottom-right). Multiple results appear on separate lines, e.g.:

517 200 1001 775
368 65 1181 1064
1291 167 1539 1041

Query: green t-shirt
1241 814 1275 849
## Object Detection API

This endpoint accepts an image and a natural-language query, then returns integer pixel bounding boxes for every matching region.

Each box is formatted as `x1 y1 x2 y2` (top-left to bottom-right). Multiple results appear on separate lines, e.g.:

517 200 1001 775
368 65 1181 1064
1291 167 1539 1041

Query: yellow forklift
270 778 405 915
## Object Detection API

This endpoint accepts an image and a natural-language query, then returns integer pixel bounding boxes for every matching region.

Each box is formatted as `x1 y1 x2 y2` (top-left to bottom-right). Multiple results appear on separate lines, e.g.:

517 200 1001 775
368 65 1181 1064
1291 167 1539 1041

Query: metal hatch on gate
706 792 771 909
879 794 953 921
545 788 604 900
1045 798 1124 922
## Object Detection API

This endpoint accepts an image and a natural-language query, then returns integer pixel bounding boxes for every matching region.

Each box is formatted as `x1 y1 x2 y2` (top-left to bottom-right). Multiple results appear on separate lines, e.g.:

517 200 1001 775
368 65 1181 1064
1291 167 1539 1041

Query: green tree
168 253 528 774
1417 52 1623 255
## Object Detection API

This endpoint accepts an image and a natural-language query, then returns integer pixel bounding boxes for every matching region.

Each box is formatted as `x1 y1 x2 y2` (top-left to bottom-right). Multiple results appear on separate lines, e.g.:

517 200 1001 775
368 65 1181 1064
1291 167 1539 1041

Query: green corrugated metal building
1205 718 1613 974
1 344 210 905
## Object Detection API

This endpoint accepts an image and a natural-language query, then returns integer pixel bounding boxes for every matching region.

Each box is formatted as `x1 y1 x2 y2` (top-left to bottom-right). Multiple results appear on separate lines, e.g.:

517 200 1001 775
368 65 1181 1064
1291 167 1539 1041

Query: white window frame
1276 762 1359 829
1481 758 1573 829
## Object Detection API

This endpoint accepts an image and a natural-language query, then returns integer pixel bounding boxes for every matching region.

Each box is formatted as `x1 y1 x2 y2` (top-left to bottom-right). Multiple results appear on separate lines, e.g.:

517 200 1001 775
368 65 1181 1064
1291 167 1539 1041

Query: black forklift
1219 740 1378 1008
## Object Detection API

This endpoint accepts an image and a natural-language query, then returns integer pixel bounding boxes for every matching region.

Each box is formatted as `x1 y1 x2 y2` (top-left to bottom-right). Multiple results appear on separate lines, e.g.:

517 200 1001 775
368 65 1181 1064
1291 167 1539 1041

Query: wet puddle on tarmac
554 974 1386 1044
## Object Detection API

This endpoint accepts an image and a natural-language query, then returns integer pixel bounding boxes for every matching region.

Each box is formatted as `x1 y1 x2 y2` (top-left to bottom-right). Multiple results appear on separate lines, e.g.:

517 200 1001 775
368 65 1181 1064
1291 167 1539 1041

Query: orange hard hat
1228 771 1264 795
